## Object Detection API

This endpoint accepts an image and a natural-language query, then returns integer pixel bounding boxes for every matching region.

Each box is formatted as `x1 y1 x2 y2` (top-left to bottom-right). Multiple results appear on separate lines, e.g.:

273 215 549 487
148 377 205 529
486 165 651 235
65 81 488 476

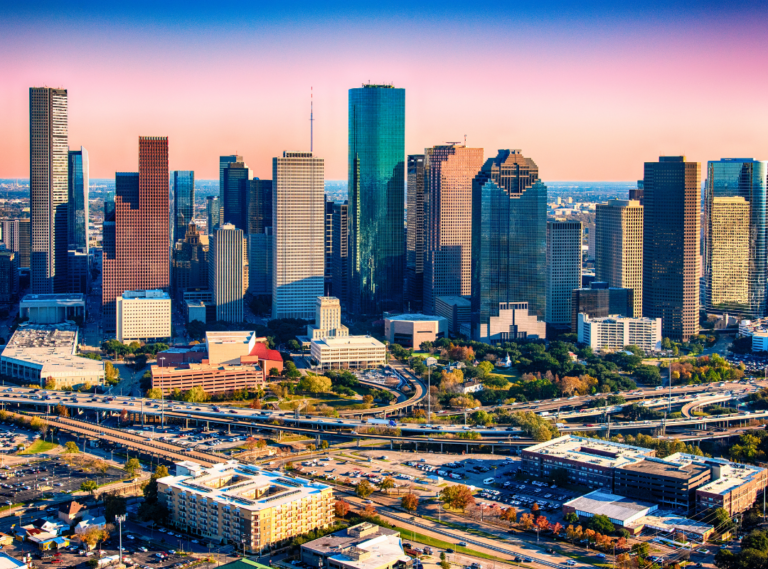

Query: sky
2 0 768 181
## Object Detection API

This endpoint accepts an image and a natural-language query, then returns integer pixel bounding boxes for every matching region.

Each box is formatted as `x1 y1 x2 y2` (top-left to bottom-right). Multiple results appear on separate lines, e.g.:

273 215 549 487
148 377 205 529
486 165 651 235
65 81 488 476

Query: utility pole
116 514 126 567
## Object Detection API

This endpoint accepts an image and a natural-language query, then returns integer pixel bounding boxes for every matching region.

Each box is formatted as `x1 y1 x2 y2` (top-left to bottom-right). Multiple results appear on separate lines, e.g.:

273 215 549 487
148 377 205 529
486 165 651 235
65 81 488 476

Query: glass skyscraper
348 84 405 315
471 149 547 343
171 170 195 244
704 158 768 318
222 159 249 232
67 146 89 253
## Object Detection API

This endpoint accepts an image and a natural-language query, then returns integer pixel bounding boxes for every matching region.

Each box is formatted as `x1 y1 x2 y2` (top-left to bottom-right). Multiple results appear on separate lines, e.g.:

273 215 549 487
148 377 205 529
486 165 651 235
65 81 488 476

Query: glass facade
206 196 220 236
222 159 249 232
67 147 89 253
704 159 768 318
171 170 195 244
405 154 426 313
471 150 547 343
348 84 405 315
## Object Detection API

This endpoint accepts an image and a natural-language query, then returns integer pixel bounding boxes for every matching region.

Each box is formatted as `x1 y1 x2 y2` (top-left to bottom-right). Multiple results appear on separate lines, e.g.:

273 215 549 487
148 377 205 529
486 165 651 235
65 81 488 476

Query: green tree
355 479 374 499
320 440 329 450
104 361 120 385
123 458 142 479
284 361 301 379
146 387 164 399
80 480 98 495
439 484 475 512
64 441 80 454
102 492 127 522
564 512 579 524
476 361 494 378
586 514 615 535
379 477 395 494
297 374 332 393
182 385 210 403
44 377 56 390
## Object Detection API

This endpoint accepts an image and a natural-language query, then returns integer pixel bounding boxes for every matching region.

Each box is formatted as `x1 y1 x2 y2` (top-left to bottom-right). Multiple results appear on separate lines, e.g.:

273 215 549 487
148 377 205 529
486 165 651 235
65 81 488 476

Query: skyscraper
324 197 334 296
704 159 768 318
331 201 349 309
405 154 426 313
29 87 69 293
546 220 582 329
247 179 272 235
173 222 209 298
171 171 195 244
1 219 31 270
272 151 325 320
221 158 248 231
348 84 405 314
246 179 274 299
219 155 239 192
103 137 170 331
470 149 546 342
67 147 89 253
643 156 700 342
206 196 220 236
595 199 644 317
423 144 484 315
209 223 244 322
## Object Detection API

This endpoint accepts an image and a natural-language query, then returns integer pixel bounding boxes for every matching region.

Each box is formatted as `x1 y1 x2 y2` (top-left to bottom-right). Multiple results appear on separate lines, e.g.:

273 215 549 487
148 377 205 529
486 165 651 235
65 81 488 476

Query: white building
306 296 348 340
20 293 86 324
384 314 447 348
209 223 244 323
310 336 386 370
116 289 171 343
546 220 582 327
577 313 662 352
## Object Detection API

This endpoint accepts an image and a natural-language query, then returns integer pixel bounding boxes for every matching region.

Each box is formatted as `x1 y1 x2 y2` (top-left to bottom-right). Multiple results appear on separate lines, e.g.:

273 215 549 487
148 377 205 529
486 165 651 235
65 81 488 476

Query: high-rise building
247 179 272 235
102 137 170 331
306 296 349 340
272 152 325 320
546 220 583 329
1 219 31 270
0 247 19 305
30 87 69 294
221 159 249 231
206 196 220 236
595 199 644 317
171 171 195 244
705 197 750 314
209 223 244 323
324 197 334 296
629 180 644 205
424 144 484 315
571 281 635 332
172 222 209 298
406 154 426 313
248 231 272 297
331 201 349 309
470 149 546 342
67 250 90 294
348 84 406 314
642 156 700 342
219 155 239 192
67 147 89 253
704 159 768 318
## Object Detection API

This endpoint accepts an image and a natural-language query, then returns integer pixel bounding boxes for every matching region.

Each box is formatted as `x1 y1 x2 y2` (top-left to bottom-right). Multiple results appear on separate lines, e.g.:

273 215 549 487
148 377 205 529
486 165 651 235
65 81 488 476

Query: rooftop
206 331 255 345
664 453 767 496
311 336 386 349
617 458 710 480
633 511 714 538
385 314 447 323
21 293 85 303
120 289 170 300
302 524 405 569
435 296 471 307
564 490 656 522
524 435 655 469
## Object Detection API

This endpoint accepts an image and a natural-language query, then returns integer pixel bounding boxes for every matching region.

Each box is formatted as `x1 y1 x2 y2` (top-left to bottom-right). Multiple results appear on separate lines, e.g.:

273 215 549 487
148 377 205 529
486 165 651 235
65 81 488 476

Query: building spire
310 87 314 153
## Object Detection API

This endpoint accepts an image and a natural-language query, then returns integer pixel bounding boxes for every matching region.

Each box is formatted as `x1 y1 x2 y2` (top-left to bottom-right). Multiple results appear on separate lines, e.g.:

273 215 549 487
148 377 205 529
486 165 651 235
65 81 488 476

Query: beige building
301 523 406 569
209 224 244 323
116 289 171 343
546 220 582 327
481 301 546 343
310 336 386 370
595 199 644 317
577 312 662 352
384 314 447 348
158 461 334 552
706 196 750 313
306 297 348 340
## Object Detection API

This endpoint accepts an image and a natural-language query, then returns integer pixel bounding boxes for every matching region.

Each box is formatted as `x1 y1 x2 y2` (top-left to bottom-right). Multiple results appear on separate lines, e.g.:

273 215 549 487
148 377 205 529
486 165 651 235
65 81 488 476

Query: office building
384 314 447 348
348 84 405 315
67 147 89 253
405 154 426 313
221 159 249 231
595 199 643 316
173 223 209 299
0 248 18 305
704 159 768 318
424 144 484 314
206 196 221 236
248 231 272 297
546 220 582 329
247 179 272 235
479 301 546 342
310 336 386 371
577 313 662 352
272 152 325 320
209 224 244 323
20 293 85 324
300 523 406 569
471 150 546 342
204 331 283 374
629 180 644 205
571 281 634 332
171 171 195 244
331 202 349 309
306 297 348 340
324 198 333 296
116 289 172 343
1 219 30 270
435 295 471 336
102 137 170 331
151 362 265 396
642 156 701 341
159 461 334 551
30 87 69 294
614 458 712 513
67 250 90 294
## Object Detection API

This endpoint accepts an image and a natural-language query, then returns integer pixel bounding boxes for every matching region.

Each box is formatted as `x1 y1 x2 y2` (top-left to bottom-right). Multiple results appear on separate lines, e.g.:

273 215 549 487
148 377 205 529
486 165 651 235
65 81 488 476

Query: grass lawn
19 440 57 455
489 368 521 379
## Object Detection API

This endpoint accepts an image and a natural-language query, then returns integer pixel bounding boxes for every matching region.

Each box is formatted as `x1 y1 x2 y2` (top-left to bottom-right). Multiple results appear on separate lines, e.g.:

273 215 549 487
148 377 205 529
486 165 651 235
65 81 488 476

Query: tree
320 440 329 450
269 367 280 377
123 457 142 479
551 522 563 537
55 403 70 417
631 543 650 560
500 507 517 525
79 526 110 550
519 513 534 530
298 374 332 393
477 361 494 378
531 502 540 518
64 441 80 454
244 437 259 451
380 477 396 494
182 385 210 403
361 503 377 519
104 362 120 384
80 479 98 495
284 361 301 379
146 388 164 399
152 464 169 479
334 500 350 518
586 514 615 535
536 515 549 532
103 492 127 523
356 479 374 499
440 485 475 512
44 377 56 390
402 493 419 512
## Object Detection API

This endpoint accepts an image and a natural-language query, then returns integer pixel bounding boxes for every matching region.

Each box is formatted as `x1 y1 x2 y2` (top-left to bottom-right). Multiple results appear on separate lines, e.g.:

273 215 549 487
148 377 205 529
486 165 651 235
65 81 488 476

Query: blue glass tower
67 147 89 253
471 150 547 343
171 171 195 243
348 84 405 315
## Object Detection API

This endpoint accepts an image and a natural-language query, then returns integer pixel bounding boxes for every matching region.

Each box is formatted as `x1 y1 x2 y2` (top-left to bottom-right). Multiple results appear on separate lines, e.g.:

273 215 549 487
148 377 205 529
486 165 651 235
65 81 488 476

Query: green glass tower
348 84 405 315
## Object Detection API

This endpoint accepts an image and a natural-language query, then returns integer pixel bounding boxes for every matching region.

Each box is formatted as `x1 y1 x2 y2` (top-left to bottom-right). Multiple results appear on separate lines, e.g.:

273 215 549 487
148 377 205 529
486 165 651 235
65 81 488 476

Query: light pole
116 514 125 566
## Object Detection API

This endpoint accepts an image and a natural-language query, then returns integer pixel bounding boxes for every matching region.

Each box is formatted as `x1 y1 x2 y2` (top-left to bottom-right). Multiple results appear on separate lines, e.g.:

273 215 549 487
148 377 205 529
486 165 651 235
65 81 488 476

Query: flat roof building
384 314 447 348
310 336 386 371
20 293 86 324
301 523 408 569
614 457 711 513
563 490 657 528
151 362 265 396
116 289 171 343
577 312 662 352
434 296 470 336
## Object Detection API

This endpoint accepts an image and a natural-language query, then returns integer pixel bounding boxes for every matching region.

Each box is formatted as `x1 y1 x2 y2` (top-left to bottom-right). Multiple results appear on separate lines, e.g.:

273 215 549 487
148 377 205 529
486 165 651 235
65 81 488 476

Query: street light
116 514 126 566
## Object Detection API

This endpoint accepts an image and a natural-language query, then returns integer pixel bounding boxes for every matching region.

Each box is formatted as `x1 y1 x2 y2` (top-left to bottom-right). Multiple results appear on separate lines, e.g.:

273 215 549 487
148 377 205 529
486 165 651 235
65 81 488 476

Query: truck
365 418 396 426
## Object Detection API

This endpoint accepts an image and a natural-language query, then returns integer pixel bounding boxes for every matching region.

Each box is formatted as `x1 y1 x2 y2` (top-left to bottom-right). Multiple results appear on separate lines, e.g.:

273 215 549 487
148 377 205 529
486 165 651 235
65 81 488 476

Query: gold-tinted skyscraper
595 199 644 317
642 156 700 342
707 197 750 311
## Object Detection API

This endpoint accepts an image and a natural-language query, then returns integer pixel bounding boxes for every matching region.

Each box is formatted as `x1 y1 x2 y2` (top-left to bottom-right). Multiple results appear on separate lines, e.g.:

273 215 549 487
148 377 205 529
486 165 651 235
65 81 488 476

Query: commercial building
348 84 405 315
116 289 171 343
1 219 31 270
171 171 195 244
0 323 104 389
209 224 244 323
324 197 333 296
151 362 265 395
477 302 545 343
704 159 768 318
435 296 471 336
331 202 349 309
247 179 272 236
158 461 334 551
173 223 209 299
206 196 221 236
306 297 348 340
471 150 547 341
546 220 582 329
67 250 90 295
0 248 18 305
405 155 426 313
205 331 283 374
310 336 386 371
67 147 89 253
221 158 249 232
30 87 69 294
643 156 701 341
103 137 170 331
614 458 711 513
571 282 634 332
20 293 85 324
595 199 643 317
384 314 447 348
300 523 408 569
272 152 325 320
577 313 662 352
423 144 484 314
562 490 657 528
156 344 207 366
248 231 272 297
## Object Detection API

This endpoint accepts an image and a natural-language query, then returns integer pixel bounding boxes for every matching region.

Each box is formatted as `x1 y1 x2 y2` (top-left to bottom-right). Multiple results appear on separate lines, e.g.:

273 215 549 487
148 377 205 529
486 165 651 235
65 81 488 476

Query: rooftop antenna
310 87 314 153
464 134 467 146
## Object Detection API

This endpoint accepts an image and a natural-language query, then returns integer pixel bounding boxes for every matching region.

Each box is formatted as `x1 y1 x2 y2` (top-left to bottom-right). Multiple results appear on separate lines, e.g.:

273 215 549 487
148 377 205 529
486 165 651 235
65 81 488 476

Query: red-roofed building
241 340 283 375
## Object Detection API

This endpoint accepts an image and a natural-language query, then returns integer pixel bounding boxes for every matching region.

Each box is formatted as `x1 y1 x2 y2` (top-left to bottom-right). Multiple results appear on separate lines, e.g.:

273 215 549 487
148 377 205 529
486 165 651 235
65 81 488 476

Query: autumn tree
531 502 540 518
535 516 549 533
440 484 475 512
402 493 419 512
519 513 534 530
361 503 377 519
55 404 69 417
356 479 374 499
244 437 259 451
500 507 517 525
334 500 350 518
64 441 80 453
551 522 563 537
380 477 395 494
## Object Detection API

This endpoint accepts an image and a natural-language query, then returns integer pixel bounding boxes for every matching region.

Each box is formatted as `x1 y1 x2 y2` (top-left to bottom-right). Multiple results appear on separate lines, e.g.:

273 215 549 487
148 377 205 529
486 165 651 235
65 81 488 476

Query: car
595 553 606 559
138 548 148 553
445 549 454 554
458 542 467 547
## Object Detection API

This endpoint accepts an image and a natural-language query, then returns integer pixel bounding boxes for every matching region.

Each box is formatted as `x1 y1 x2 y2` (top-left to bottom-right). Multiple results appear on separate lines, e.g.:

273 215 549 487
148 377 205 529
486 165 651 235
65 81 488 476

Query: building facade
405 154 426 313
222 159 249 232
595 199 643 317
206 196 220 236
172 171 195 244
434 295 471 336
67 250 90 295
331 202 348 309
116 289 172 343
173 223 209 299
480 301 546 342
247 179 272 236
614 458 712 513
209 224 244 323
151 363 265 395
577 313 662 352
67 147 89 253
20 293 85 323
310 336 386 370
348 84 405 315
546 220 582 329
571 282 634 332
0 248 19 305
306 297 348 340
384 314 447 348
1 219 31 270
248 231 272 297
706 196 750 314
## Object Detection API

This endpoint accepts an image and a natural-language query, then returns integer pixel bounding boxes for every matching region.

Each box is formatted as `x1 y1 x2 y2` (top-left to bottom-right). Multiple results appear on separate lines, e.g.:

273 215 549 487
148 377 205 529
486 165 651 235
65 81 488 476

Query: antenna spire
310 87 314 153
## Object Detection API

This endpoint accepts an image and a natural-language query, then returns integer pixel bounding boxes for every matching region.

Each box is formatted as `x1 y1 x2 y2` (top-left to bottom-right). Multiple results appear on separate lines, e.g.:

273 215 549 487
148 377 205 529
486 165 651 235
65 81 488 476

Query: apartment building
577 313 662 352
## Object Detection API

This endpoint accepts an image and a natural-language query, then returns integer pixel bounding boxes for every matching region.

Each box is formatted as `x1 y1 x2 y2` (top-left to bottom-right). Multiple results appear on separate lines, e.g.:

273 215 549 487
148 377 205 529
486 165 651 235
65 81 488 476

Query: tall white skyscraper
30 87 69 293
209 223 244 323
272 151 325 319
546 220 583 328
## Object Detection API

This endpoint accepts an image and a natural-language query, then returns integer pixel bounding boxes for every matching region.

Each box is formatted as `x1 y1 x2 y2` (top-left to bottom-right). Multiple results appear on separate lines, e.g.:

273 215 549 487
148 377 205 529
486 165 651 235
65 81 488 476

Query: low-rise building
384 314 447 348
571 282 634 332
151 362 265 396
474 302 546 344
158 460 334 552
116 289 172 343
310 336 386 371
614 457 711 513
20 294 86 324
301 523 409 569
562 490 657 528
577 313 662 352
205 330 283 374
